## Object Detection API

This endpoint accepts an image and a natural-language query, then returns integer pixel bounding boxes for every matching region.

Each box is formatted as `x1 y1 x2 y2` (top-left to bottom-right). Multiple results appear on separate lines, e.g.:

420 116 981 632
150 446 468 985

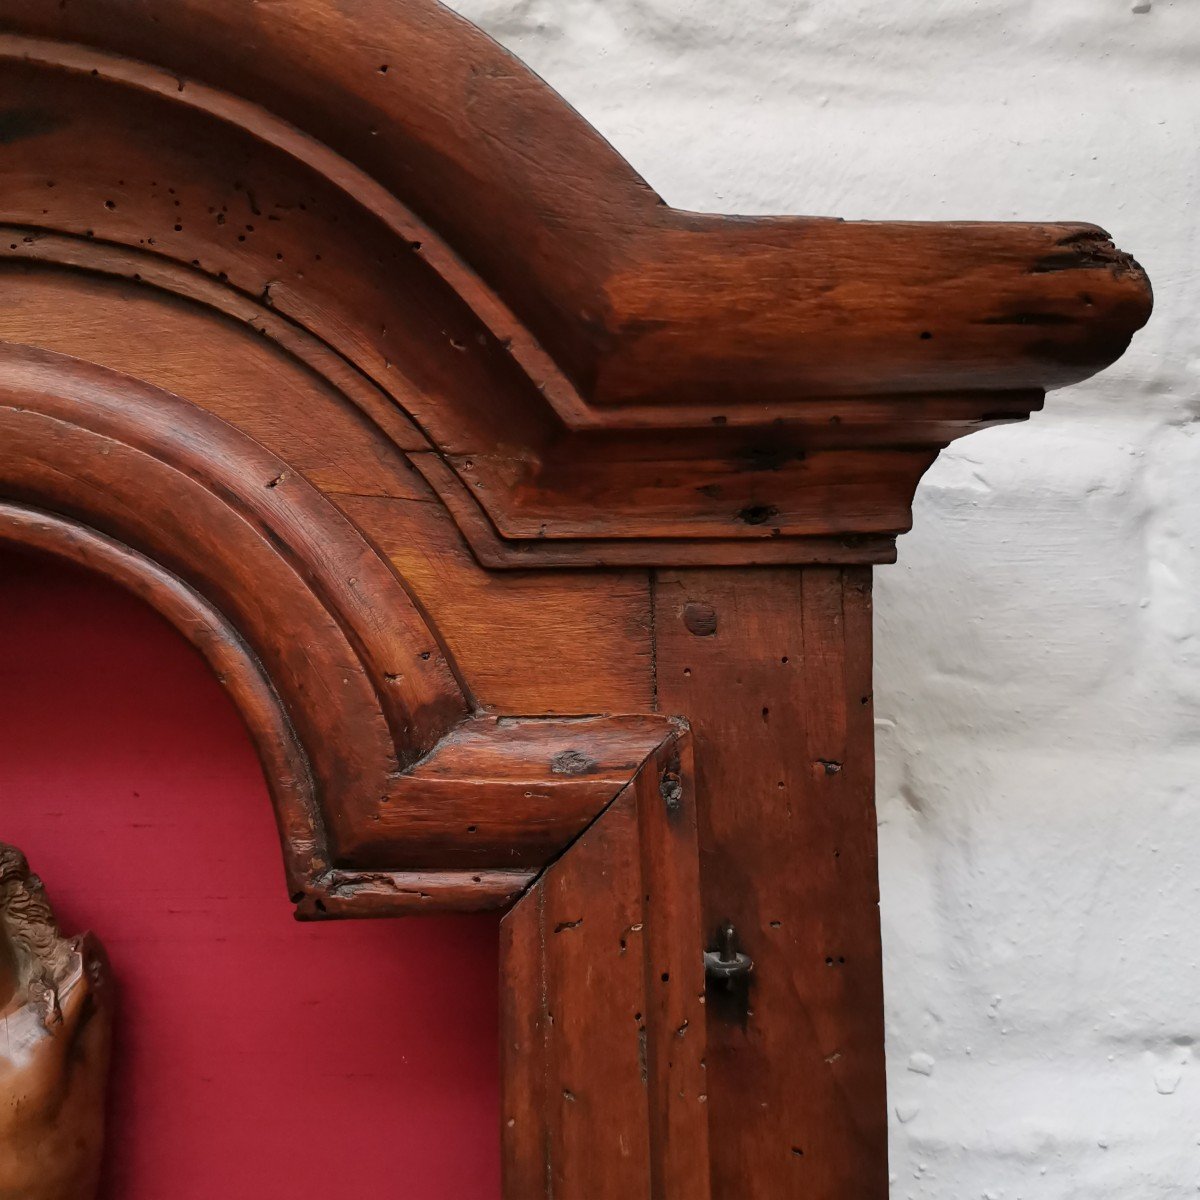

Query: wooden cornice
0 2 1151 406
0 0 1152 565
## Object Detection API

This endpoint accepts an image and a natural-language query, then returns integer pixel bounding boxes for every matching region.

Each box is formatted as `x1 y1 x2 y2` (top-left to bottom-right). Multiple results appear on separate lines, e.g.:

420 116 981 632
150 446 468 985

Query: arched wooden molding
0 1 1150 1197
0 348 686 914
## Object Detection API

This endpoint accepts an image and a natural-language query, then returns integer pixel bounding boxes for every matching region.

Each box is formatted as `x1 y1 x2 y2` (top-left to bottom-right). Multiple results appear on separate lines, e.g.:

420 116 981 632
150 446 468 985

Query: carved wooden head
0 843 111 1200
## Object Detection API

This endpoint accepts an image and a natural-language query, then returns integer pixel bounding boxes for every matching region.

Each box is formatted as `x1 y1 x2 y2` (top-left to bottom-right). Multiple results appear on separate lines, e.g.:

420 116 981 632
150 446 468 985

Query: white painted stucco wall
449 2 1199 1193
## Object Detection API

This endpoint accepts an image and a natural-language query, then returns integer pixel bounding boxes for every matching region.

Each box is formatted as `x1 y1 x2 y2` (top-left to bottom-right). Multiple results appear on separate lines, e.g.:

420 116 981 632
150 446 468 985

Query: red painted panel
0 551 501 1198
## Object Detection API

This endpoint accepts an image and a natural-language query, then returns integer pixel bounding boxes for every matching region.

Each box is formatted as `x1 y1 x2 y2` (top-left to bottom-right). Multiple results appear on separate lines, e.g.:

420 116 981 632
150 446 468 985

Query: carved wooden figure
0 0 1151 1195
0 844 111 1200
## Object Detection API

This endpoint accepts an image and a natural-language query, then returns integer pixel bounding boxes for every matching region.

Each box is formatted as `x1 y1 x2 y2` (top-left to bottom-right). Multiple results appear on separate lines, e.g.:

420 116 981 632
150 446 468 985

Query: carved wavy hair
0 842 72 995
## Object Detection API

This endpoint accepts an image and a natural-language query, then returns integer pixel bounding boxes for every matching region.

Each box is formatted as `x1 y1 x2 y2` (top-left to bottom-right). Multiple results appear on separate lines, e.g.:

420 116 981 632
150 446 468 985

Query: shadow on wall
0 550 501 1200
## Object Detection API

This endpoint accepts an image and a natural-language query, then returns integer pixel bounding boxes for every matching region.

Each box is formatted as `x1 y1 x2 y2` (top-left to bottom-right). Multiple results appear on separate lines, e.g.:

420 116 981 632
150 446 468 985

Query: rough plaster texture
449 1 1199 1194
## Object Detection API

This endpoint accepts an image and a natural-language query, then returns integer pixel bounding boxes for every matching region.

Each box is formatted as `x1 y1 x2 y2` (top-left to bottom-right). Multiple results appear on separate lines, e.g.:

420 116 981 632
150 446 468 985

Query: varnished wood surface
356 714 678 873
0 1 1152 414
0 0 1151 563
0 265 656 710
656 568 887 1198
501 733 709 1198
0 346 667 917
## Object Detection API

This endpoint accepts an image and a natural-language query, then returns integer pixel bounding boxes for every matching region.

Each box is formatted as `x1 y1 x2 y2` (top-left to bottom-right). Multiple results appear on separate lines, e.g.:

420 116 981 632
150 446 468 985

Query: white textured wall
450 1 1199 1193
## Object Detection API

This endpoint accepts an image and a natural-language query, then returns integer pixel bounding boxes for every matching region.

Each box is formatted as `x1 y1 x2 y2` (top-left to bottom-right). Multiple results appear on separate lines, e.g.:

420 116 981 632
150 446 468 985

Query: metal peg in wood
704 923 753 988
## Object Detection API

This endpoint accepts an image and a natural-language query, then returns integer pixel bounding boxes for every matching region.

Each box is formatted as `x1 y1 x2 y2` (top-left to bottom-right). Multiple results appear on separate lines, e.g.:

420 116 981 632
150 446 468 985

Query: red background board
0 550 501 1198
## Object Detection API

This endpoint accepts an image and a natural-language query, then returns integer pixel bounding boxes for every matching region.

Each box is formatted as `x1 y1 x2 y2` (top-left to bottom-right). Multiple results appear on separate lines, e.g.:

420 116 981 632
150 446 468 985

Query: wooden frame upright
0 1 1151 1195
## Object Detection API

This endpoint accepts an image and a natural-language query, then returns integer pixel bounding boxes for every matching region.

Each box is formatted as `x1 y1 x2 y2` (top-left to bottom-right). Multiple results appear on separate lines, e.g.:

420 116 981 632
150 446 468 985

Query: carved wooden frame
0 1 1150 1195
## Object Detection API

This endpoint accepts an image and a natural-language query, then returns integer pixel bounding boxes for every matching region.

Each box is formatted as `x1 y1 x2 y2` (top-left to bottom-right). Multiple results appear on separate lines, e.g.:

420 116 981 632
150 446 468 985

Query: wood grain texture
0 344 664 917
501 732 710 1199
655 567 887 1199
0 1 1153 411
0 498 668 918
339 493 656 711
0 0 1152 562
0 264 655 711
351 714 676 873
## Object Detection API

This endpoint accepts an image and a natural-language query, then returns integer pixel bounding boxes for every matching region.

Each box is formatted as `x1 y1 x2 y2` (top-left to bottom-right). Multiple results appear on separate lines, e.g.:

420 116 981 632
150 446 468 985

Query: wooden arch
0 1 1151 1196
